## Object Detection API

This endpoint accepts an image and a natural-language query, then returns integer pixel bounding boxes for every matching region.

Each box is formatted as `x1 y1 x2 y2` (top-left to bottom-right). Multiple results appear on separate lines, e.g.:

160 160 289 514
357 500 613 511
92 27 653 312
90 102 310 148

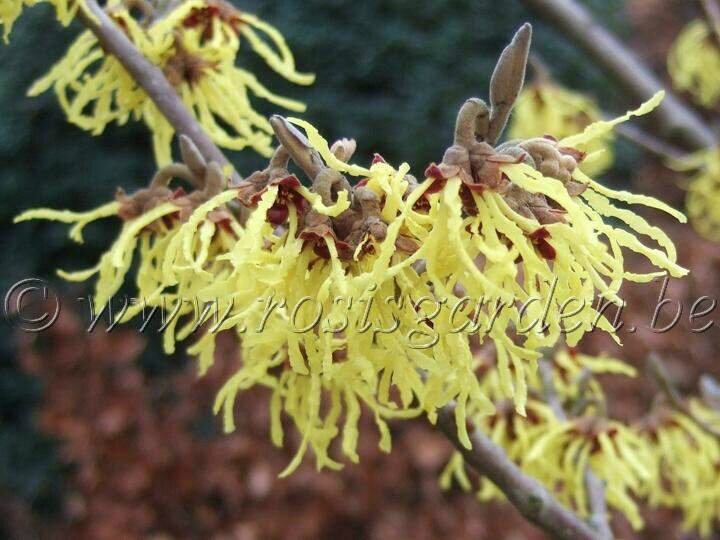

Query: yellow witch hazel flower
0 0 31 41
14 136 242 355
526 415 652 530
414 25 685 413
15 22 688 487
638 404 720 537
0 0 81 42
170 24 687 476
668 19 720 108
441 347 646 529
435 86 687 326
29 0 314 164
508 79 614 176
673 148 720 241
188 116 503 476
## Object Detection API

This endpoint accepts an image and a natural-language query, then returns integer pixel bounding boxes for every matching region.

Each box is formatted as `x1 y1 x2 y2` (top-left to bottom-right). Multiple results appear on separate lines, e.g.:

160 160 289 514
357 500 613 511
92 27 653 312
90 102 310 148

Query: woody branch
521 0 717 150
435 404 602 540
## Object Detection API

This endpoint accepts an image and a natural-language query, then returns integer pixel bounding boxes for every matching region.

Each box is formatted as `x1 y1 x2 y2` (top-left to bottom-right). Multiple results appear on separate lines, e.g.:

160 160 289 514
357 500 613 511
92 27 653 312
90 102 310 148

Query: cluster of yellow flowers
671 148 720 241
664 19 720 243
27 0 314 164
16 85 688 478
508 81 614 176
668 19 720 108
442 348 720 534
15 135 243 328
10 8 715 535
638 400 720 537
441 349 644 526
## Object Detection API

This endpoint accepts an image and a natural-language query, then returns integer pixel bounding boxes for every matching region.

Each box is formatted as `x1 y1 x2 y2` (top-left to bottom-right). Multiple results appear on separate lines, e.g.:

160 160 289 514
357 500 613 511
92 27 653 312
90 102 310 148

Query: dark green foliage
240 0 634 170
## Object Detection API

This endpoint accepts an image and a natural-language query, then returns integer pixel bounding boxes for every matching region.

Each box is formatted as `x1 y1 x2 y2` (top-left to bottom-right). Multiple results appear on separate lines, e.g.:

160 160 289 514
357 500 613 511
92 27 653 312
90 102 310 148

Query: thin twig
569 368 601 417
700 0 720 46
539 359 567 420
584 472 610 539
77 0 242 184
521 0 717 150
615 124 687 162
435 404 601 540
648 353 720 440
539 359 613 540
700 375 720 411
528 54 551 83
527 51 688 162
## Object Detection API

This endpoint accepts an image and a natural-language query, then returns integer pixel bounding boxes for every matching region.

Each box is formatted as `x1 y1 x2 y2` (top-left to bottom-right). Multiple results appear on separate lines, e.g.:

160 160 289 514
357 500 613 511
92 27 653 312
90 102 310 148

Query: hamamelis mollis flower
527 416 651 529
417 26 685 413
174 24 686 475
638 405 720 537
441 348 646 529
16 22 689 485
14 136 242 356
187 117 504 476
0 0 31 41
375 27 682 421
668 19 720 108
508 81 614 176
0 0 80 42
29 0 314 164
672 148 720 241
440 356 559 501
